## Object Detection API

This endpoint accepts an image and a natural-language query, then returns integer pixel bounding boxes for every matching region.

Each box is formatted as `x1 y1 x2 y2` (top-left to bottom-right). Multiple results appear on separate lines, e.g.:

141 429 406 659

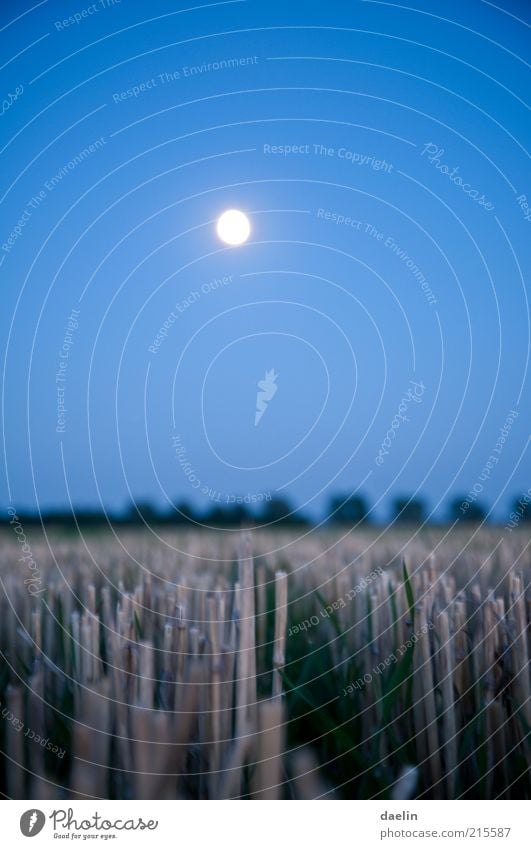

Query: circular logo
20 810 46 837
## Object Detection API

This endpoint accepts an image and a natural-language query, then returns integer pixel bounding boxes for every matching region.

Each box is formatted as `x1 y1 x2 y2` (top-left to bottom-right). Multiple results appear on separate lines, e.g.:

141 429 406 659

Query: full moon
216 209 251 246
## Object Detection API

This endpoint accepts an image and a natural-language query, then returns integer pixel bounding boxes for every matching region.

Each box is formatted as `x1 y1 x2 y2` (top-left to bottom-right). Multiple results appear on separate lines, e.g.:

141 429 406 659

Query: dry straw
0 527 528 799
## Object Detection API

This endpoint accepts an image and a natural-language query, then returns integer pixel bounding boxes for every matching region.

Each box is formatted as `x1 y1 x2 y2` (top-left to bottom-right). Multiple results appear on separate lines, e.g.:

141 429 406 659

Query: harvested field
0 526 529 799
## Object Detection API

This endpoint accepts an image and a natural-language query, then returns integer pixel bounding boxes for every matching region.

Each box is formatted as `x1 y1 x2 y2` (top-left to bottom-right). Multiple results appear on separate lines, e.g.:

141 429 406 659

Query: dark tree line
327 492 530 526
2 492 530 529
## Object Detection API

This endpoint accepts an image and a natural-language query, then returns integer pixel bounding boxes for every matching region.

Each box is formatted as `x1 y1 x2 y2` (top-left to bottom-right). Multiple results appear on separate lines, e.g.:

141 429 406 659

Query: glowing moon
216 209 251 246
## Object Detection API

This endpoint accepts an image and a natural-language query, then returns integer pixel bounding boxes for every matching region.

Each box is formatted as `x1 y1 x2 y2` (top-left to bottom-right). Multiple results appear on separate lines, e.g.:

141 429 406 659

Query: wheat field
0 526 529 800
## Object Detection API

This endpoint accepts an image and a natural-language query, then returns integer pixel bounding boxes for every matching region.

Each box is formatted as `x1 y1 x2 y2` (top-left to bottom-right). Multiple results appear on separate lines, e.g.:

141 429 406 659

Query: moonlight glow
216 209 251 246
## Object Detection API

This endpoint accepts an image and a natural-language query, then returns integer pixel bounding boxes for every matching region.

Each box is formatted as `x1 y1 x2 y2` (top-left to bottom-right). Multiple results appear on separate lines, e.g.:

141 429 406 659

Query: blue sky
1 0 529 521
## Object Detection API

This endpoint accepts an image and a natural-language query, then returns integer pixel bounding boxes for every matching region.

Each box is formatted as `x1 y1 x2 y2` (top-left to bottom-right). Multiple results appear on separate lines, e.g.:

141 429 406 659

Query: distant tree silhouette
204 503 252 526
328 494 370 524
507 493 531 526
126 501 163 523
43 508 109 528
73 509 110 527
393 496 426 525
172 501 198 524
258 496 297 525
449 497 486 524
